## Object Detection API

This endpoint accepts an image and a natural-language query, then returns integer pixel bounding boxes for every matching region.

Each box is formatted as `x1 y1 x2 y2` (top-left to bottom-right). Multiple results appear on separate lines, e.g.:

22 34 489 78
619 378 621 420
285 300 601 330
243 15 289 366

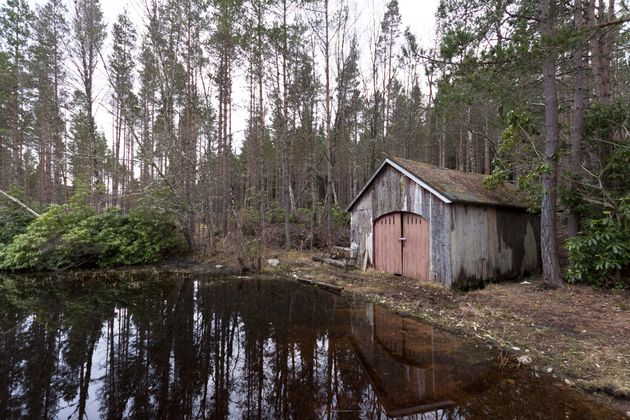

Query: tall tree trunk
257 8 266 241
597 0 614 103
281 0 290 248
112 104 122 207
539 0 564 288
324 0 333 245
588 0 603 99
425 69 434 163
569 0 586 237
484 116 491 174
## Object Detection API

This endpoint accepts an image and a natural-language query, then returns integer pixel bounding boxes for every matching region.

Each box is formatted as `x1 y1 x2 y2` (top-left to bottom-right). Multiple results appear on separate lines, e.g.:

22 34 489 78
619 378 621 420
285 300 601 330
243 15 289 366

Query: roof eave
452 199 530 211
345 158 453 212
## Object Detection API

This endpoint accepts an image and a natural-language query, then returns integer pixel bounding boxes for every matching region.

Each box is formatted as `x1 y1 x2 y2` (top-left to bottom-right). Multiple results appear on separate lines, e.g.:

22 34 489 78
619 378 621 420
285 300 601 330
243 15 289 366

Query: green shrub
123 205 187 265
265 202 285 224
0 204 36 245
291 207 313 224
0 189 41 245
0 187 94 271
565 198 630 288
332 205 350 226
0 191 186 272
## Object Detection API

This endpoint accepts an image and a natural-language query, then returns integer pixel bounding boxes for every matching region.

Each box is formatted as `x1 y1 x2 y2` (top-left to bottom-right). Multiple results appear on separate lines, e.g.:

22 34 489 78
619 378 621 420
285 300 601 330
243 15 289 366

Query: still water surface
0 273 622 419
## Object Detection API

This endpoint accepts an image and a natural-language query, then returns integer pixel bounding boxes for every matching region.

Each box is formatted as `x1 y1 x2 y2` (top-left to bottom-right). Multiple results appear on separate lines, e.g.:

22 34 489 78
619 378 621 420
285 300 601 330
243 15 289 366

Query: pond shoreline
5 252 628 415
273 250 630 414
158 248 628 415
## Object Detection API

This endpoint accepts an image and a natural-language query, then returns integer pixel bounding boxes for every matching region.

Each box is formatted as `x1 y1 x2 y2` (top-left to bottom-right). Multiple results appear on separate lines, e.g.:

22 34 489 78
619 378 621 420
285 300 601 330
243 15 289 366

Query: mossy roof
346 157 529 211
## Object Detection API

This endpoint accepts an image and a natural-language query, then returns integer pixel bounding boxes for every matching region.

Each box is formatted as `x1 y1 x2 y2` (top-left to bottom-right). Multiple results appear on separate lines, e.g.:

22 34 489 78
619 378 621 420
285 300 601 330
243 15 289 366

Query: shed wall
449 204 540 288
350 164 541 288
349 166 453 285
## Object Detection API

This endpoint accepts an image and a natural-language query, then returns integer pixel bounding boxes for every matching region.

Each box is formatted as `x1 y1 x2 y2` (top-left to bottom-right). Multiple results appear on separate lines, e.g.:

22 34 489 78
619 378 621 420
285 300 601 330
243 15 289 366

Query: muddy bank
252 249 629 414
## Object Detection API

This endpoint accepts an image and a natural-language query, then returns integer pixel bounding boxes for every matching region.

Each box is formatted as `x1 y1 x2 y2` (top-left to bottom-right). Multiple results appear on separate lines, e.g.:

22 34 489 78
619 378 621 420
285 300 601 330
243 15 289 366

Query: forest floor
247 248 630 413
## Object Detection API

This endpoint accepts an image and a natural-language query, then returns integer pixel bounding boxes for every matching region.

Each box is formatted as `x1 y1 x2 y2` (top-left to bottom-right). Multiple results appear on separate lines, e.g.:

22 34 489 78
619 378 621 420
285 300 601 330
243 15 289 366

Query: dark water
0 273 622 419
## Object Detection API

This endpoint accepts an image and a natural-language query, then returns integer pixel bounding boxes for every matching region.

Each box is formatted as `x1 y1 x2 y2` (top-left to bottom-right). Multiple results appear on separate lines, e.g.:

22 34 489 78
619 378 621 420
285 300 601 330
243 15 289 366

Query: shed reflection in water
0 274 621 419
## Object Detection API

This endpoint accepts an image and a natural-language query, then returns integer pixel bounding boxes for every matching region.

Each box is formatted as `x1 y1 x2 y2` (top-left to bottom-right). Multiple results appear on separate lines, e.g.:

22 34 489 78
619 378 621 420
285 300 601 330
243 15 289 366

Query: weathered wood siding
449 204 541 288
350 163 541 288
349 166 453 285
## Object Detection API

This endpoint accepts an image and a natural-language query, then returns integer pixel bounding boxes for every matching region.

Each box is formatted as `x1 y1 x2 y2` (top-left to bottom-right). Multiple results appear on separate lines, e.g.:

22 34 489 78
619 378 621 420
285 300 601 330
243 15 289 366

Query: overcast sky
28 0 441 151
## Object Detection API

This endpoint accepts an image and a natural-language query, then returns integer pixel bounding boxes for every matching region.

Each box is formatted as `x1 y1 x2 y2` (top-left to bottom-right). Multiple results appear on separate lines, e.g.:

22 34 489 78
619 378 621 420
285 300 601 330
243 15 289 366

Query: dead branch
0 189 41 218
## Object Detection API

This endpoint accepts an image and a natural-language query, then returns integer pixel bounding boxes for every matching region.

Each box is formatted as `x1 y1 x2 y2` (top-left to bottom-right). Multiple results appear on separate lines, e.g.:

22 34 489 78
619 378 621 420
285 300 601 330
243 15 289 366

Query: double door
373 212 429 280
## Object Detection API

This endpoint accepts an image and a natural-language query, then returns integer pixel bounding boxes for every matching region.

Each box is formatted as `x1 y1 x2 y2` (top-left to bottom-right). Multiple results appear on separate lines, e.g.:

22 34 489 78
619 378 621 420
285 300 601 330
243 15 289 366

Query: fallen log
331 246 354 259
312 255 347 268
295 276 344 293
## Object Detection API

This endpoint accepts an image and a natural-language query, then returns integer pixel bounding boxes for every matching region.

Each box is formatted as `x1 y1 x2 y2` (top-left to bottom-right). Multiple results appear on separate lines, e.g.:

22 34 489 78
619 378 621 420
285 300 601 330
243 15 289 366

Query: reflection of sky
52 285 377 418
56 320 109 419
2 276 624 418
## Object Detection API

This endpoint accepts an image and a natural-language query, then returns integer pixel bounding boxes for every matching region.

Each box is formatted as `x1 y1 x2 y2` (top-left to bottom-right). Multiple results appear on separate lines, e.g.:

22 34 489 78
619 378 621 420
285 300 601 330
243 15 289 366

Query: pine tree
108 12 137 209
68 0 106 208
30 0 68 204
0 0 32 192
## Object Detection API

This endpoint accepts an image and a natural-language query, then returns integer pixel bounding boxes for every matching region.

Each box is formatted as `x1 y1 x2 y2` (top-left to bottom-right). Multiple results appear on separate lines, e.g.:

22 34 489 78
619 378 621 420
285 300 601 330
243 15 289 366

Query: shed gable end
346 159 452 212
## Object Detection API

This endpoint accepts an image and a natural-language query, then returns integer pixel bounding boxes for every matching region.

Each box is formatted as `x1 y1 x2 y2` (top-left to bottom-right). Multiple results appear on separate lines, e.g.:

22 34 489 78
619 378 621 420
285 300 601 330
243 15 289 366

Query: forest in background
0 0 628 286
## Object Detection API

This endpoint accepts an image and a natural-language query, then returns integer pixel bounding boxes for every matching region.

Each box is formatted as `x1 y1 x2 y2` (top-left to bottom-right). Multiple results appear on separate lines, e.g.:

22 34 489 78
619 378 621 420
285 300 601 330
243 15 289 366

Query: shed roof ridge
388 157 458 200
389 156 526 209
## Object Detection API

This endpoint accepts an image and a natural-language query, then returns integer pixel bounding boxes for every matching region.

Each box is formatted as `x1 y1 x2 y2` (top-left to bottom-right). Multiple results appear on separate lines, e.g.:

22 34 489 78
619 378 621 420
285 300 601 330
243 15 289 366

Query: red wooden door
402 213 430 280
374 213 402 275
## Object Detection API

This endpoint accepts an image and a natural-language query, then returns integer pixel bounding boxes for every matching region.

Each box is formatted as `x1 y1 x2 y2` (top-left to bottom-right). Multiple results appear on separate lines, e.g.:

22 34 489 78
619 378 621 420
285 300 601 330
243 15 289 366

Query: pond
0 273 622 419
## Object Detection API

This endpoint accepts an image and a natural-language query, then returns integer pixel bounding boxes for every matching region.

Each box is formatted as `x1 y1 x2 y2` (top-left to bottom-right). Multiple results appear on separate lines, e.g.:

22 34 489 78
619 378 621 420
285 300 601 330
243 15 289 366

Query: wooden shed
347 157 540 289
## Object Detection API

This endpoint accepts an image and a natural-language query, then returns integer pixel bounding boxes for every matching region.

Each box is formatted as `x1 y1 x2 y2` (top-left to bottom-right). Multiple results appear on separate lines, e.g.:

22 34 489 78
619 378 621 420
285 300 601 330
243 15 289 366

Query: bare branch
598 17 630 28
0 190 41 218
504 8 539 22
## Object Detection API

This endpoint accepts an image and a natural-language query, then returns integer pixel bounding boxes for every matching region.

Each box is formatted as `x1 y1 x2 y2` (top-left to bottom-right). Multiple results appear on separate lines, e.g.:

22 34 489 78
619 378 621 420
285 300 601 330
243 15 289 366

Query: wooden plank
295 276 344 293
374 212 402 275
312 255 347 268
402 213 430 280
331 246 354 259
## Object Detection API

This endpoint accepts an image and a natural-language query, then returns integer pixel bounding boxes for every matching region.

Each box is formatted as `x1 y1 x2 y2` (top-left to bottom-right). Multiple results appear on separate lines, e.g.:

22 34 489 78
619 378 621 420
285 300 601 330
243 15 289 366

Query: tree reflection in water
0 273 621 419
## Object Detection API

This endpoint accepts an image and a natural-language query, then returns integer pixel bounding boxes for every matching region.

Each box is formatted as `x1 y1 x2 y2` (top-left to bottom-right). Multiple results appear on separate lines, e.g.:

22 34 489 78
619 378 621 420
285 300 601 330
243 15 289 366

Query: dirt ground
252 249 630 413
